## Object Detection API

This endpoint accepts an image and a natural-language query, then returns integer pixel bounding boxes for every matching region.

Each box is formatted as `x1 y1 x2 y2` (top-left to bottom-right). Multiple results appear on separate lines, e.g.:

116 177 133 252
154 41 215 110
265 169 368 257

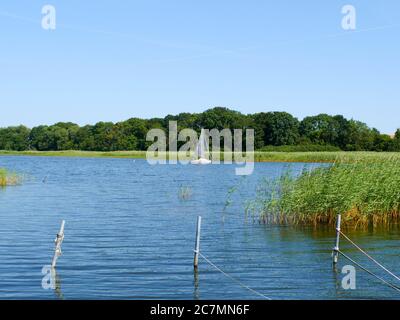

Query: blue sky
0 0 399 133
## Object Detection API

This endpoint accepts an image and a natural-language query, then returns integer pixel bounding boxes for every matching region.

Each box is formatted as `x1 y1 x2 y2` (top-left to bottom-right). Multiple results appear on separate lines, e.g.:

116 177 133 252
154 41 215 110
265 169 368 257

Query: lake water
0 156 399 300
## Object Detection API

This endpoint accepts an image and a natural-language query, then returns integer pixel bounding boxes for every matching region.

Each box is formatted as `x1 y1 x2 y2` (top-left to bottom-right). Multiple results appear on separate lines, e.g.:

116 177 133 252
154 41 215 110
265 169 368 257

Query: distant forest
1 107 399 152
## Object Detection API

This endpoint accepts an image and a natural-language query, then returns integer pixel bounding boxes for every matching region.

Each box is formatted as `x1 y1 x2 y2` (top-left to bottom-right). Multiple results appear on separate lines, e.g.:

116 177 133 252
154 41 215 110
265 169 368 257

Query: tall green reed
247 154 400 228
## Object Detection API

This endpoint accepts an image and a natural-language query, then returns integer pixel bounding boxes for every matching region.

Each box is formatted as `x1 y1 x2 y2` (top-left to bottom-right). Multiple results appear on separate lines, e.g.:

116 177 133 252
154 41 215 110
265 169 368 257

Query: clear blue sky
0 0 399 133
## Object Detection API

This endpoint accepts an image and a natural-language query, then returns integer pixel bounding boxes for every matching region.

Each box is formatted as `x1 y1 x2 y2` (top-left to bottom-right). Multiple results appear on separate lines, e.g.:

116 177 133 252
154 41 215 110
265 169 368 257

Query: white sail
200 129 209 159
191 129 211 165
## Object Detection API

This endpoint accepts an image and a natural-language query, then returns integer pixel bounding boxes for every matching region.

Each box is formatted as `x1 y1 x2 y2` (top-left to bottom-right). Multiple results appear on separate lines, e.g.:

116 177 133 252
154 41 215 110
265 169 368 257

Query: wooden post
193 216 202 269
332 214 341 265
52 220 65 268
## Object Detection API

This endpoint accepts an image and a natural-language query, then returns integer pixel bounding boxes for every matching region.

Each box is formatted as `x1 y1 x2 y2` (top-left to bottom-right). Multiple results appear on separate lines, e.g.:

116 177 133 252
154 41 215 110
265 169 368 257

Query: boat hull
190 158 212 165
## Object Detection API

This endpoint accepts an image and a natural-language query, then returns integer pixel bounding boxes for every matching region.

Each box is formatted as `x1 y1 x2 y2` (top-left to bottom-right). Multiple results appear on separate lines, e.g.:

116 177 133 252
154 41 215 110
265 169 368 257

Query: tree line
0 107 399 152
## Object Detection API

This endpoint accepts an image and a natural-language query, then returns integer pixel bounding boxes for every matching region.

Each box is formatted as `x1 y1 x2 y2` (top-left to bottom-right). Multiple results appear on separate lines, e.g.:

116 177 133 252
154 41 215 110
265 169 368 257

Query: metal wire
197 251 272 300
340 230 400 283
338 250 400 293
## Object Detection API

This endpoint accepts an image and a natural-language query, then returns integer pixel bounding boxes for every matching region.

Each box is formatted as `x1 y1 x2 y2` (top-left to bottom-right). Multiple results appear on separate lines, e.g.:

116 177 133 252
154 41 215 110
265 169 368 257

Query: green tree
0 126 30 150
332 115 351 149
0 108 397 153
345 120 376 151
164 112 199 131
391 129 400 151
197 107 250 131
112 118 149 150
29 126 52 150
52 122 80 150
29 123 79 151
373 133 392 151
300 114 340 146
76 125 95 151
253 112 299 147
90 122 115 151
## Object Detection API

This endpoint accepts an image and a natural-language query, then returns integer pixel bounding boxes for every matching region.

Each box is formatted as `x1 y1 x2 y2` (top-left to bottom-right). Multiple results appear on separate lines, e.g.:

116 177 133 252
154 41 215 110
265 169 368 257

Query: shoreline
1 150 399 163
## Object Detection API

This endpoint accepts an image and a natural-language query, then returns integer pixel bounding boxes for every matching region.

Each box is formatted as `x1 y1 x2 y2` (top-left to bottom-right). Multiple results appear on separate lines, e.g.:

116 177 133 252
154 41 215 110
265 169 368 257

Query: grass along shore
1 150 400 163
246 153 400 228
0 150 147 159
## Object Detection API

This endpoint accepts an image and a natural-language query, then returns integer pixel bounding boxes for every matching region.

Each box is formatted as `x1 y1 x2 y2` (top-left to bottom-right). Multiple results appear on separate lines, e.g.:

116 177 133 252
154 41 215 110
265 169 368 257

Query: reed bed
246 154 400 228
0 168 20 187
178 186 193 201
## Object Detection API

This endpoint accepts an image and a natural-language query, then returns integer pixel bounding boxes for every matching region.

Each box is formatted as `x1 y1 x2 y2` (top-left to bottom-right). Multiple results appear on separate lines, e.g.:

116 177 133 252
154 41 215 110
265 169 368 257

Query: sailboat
191 129 212 165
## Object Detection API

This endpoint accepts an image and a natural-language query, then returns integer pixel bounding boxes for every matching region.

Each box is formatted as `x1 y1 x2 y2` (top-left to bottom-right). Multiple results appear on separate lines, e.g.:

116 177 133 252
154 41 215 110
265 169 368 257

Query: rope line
339 231 400 283
338 250 400 293
197 251 272 300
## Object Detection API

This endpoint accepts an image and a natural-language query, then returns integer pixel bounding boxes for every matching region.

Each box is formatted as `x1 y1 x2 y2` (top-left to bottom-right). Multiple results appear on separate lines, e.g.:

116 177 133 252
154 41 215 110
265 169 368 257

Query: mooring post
332 214 341 265
52 220 65 268
194 216 202 269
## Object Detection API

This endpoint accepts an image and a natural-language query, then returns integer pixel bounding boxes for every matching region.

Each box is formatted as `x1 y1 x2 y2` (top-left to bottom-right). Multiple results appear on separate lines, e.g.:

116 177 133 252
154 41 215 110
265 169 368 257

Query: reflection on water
332 266 342 297
0 156 399 300
193 270 200 300
53 268 64 300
